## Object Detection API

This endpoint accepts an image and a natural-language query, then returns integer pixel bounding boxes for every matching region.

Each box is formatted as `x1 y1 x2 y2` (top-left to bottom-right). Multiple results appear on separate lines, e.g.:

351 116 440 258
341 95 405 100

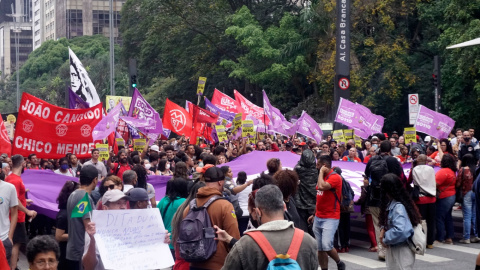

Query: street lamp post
109 0 115 96
6 12 25 112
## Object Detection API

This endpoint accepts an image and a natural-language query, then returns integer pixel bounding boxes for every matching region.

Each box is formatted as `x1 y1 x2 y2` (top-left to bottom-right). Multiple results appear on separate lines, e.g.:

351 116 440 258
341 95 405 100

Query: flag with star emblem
162 99 193 138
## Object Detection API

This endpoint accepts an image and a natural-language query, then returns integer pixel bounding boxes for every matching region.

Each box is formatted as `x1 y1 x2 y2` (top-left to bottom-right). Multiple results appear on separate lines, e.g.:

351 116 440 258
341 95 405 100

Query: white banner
92 209 174 270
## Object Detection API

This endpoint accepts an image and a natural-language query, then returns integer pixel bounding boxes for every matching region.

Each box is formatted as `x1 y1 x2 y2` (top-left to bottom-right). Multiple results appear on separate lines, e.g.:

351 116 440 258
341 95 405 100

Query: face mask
166 164 170 170
61 164 69 170
464 137 470 142
145 164 151 170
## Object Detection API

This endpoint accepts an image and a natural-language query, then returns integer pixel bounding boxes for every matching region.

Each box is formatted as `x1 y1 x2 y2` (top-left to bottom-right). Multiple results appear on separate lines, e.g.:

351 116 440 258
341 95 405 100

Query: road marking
337 253 386 268
350 239 452 263
436 244 480 255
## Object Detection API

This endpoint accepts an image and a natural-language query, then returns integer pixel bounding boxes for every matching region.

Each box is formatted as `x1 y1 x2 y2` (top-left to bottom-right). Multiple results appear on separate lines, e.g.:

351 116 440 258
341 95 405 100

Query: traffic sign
408 93 419 125
338 78 350 90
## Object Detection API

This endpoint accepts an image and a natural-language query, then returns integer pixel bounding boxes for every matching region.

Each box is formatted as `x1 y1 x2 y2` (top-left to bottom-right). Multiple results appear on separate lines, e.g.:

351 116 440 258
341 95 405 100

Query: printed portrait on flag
106 96 132 113
69 48 101 107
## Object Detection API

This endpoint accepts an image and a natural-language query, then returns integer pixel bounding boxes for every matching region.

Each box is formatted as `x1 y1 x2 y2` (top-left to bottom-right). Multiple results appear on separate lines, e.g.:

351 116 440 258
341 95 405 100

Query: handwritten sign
404 127 417 145
92 209 174 270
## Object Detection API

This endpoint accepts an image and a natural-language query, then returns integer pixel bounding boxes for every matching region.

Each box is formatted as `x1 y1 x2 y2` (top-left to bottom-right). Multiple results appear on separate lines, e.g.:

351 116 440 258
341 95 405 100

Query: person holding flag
66 165 97 270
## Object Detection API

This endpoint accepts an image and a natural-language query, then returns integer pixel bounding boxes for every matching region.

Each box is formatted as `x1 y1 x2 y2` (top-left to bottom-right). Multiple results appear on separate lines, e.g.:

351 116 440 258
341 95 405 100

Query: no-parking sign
408 94 419 125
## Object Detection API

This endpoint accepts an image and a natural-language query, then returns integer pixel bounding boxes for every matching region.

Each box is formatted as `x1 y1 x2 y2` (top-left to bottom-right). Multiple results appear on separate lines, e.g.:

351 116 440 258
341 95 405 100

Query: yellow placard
233 113 243 135
7 114 16 123
197 77 207 95
106 96 132 113
95 144 109 162
332 130 345 144
242 120 255 144
343 129 354 140
354 135 362 148
115 138 125 147
215 125 228 143
133 138 146 153
404 127 417 145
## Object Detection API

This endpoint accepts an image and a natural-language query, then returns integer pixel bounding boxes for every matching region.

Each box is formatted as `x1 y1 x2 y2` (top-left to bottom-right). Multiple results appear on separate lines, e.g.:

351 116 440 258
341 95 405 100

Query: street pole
6 11 25 112
109 0 115 96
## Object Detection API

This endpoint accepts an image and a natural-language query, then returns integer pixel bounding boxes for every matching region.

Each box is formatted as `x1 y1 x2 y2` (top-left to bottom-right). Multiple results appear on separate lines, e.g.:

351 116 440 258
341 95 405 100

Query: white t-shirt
54 169 75 177
146 183 155 200
0 181 19 241
237 184 252 218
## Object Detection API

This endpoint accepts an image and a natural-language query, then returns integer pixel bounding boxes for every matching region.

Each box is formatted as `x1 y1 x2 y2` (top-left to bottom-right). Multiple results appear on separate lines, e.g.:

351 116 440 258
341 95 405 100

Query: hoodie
183 186 240 270
294 149 318 212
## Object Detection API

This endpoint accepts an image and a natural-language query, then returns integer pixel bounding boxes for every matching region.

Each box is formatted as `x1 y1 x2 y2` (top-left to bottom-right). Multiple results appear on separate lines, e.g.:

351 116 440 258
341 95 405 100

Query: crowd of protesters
1 127 480 269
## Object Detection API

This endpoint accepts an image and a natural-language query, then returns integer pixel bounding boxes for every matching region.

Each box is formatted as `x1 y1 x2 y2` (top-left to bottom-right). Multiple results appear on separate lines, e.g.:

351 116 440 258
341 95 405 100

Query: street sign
338 78 350 90
408 93 419 125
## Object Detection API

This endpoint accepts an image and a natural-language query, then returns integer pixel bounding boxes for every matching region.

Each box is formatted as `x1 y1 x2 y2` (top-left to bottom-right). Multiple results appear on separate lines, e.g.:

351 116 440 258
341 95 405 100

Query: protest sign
106 96 132 113
242 120 255 141
414 105 455 139
13 93 102 159
197 77 207 95
95 144 109 161
404 127 417 145
233 113 243 135
92 209 174 270
333 130 345 144
133 138 146 153
354 135 362 148
343 129 354 140
215 125 228 143
115 138 125 147
4 121 14 140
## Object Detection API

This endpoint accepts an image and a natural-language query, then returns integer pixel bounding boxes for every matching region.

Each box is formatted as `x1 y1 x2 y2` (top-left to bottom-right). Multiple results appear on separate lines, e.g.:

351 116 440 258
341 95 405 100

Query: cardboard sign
242 120 256 144
233 113 243 136
343 129 354 140
196 77 207 95
404 127 417 145
354 135 363 148
92 209 174 270
106 96 132 113
133 138 146 153
115 138 125 147
95 143 109 162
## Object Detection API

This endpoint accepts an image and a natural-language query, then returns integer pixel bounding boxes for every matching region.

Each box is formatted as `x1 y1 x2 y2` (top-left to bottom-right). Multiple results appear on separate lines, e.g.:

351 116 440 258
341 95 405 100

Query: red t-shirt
363 155 371 164
435 168 456 199
112 163 132 181
315 170 342 219
6 174 26 222
342 156 361 162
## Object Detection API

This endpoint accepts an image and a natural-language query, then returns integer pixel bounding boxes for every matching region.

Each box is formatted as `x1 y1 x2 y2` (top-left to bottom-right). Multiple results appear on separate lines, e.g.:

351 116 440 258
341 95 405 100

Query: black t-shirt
56 209 68 261
459 143 480 162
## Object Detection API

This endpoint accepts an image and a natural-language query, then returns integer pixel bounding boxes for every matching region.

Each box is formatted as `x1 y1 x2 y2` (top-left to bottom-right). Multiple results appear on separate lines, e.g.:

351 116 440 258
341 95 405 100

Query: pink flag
211 88 239 113
234 90 269 125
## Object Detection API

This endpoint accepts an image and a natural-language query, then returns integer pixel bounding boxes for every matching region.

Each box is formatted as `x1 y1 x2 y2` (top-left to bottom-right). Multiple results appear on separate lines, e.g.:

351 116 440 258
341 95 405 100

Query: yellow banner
404 127 417 145
215 125 228 143
197 77 207 95
106 96 132 113
343 129 354 140
333 130 345 144
133 138 146 153
115 138 125 147
242 120 255 144
354 135 362 148
95 144 109 162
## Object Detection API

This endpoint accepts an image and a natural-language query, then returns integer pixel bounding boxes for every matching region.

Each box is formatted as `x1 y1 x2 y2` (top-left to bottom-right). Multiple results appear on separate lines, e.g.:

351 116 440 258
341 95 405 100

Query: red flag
0 115 12 156
188 103 219 124
234 90 269 125
162 99 193 137
211 88 240 113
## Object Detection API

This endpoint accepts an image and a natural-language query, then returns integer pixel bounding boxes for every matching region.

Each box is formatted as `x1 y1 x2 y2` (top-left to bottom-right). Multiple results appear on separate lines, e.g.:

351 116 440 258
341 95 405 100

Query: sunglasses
105 184 115 190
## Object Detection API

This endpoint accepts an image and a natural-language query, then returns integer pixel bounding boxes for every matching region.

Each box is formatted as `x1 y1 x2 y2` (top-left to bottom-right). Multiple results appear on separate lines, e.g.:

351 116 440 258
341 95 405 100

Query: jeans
462 190 477 239
313 216 340 251
436 195 455 241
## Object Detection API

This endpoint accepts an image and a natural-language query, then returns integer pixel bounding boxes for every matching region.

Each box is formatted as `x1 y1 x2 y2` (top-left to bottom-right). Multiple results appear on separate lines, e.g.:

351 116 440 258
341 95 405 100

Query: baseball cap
371 136 379 141
102 189 130 205
196 164 214 173
204 167 225 182
424 136 431 142
392 131 398 134
80 165 98 182
150 145 160 152
126 188 149 202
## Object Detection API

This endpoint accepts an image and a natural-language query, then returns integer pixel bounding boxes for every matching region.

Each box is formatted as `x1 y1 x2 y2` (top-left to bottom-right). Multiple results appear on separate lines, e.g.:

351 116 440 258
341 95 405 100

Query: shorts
2 238 12 262
12 222 27 244
312 216 340 251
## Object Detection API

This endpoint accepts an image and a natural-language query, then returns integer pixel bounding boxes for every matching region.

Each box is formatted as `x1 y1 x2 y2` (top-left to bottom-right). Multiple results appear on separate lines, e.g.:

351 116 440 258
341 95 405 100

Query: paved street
15 209 479 270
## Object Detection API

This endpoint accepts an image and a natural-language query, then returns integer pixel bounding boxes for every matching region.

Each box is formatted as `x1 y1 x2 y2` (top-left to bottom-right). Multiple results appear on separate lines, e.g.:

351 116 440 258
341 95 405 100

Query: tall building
32 0 126 50
0 0 33 79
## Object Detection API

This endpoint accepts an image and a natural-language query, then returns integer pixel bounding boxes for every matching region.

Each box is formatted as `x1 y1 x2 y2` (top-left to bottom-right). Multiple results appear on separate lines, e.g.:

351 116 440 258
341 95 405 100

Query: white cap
424 136 431 142
150 145 160 152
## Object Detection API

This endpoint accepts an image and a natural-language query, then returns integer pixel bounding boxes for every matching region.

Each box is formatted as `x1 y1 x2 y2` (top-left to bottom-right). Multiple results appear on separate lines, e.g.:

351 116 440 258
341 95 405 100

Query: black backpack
329 173 354 212
177 195 224 263
367 155 388 206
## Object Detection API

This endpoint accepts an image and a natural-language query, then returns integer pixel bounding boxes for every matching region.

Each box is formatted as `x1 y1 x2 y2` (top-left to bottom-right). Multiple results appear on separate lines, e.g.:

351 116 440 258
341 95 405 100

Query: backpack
177 195 224 263
339 175 354 212
368 155 388 206
246 228 304 269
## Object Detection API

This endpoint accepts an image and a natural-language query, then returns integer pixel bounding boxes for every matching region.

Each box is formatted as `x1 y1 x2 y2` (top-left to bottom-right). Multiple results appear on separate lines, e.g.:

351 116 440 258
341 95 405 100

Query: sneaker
433 240 443 246
337 261 346 270
444 239 454 245
459 239 471 244
427 245 434 249
471 237 480 243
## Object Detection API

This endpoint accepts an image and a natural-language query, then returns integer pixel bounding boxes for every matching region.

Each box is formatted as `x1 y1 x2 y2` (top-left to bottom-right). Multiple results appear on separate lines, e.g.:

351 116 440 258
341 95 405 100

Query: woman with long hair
435 154 457 244
379 173 421 269
457 154 480 243
133 164 157 207
429 138 455 166
55 180 79 270
171 181 206 270
157 178 189 259
158 159 173 176
173 162 189 180
272 169 305 231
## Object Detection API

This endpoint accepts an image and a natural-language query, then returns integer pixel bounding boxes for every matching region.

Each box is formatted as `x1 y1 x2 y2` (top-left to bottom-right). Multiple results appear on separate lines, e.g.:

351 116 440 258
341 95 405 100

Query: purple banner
414 105 455 139
23 170 169 219
128 88 165 141
92 102 123 140
287 111 323 143
205 97 235 123
68 88 89 109
262 90 288 135
335 98 359 128
370 114 384 134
